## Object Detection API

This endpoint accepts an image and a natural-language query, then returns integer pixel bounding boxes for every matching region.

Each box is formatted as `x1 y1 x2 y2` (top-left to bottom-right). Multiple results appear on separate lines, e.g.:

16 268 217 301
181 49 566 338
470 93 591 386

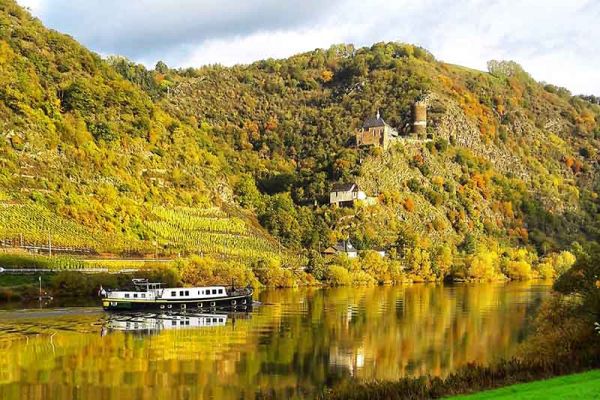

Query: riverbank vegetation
0 239 576 300
322 242 600 399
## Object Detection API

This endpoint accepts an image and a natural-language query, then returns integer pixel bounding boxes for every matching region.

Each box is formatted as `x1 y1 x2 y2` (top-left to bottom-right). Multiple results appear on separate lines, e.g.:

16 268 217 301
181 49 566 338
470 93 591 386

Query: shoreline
0 272 552 304
321 360 600 400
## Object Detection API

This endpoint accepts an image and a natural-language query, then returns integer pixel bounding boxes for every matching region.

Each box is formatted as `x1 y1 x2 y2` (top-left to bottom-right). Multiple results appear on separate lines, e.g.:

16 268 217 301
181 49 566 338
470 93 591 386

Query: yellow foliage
537 262 555 279
181 256 259 287
553 251 576 275
351 270 376 286
360 250 389 283
505 260 531 280
467 250 499 280
431 176 445 186
253 258 295 287
434 246 453 277
403 247 432 278
326 265 352 286
321 70 334 82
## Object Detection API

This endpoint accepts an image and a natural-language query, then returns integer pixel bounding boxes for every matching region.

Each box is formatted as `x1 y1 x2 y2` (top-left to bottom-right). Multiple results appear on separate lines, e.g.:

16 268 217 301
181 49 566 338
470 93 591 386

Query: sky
16 0 600 95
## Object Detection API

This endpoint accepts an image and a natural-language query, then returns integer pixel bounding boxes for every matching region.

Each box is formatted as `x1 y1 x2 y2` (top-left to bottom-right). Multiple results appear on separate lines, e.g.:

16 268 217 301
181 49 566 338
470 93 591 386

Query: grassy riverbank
0 274 49 300
448 369 600 399
322 358 600 400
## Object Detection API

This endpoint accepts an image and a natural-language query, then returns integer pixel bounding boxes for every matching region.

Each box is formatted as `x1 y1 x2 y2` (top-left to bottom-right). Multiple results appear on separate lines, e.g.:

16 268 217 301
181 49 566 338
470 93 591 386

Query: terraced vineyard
0 203 280 263
0 203 145 253
145 207 280 262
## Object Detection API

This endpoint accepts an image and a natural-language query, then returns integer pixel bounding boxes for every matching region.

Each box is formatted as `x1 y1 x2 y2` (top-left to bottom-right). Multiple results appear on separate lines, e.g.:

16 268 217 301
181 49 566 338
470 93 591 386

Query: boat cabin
106 284 229 301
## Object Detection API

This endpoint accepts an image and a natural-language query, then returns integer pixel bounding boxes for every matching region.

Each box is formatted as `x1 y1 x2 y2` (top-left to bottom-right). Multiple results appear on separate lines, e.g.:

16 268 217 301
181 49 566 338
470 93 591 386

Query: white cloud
181 27 349 68
15 0 43 12
16 0 600 94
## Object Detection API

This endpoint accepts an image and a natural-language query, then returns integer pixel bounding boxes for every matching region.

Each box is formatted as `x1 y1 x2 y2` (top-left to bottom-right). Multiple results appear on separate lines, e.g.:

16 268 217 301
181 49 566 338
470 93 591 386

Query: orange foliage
563 156 574 169
458 91 498 138
265 117 278 131
244 121 260 141
564 156 583 174
471 173 487 189
404 197 415 212
413 153 424 166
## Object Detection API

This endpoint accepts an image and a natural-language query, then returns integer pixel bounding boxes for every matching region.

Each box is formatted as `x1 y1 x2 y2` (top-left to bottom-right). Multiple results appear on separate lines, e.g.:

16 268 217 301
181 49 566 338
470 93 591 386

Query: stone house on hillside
322 240 358 258
329 183 366 206
355 111 399 150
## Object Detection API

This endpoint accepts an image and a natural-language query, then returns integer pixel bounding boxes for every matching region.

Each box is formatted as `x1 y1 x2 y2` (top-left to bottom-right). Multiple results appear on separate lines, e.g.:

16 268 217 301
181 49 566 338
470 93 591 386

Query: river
0 281 551 399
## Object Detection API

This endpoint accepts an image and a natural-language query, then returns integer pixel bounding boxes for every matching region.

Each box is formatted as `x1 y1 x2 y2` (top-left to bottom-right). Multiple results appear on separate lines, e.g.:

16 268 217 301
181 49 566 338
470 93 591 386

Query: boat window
171 291 176 296
141 293 145 298
125 293 130 298
212 289 217 295
218 289 223 294
180 290 184 296
185 290 189 296
133 293 138 298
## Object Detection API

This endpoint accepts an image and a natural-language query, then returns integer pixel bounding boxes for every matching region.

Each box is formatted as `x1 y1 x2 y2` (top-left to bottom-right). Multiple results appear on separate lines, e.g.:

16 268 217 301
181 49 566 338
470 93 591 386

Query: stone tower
412 101 427 137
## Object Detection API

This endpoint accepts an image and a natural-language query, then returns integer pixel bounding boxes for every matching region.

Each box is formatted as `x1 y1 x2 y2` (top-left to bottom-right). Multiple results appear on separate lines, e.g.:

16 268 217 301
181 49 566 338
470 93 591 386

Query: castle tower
412 101 427 137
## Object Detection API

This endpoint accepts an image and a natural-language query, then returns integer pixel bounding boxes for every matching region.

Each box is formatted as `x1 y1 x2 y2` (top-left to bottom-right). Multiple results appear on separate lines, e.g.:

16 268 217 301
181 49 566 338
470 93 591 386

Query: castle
355 102 428 150
354 110 399 150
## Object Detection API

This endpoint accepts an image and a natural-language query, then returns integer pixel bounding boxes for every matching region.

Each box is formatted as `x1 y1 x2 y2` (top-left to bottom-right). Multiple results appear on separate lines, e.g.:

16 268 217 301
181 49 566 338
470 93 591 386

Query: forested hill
0 1 280 264
1 0 600 282
135 41 599 280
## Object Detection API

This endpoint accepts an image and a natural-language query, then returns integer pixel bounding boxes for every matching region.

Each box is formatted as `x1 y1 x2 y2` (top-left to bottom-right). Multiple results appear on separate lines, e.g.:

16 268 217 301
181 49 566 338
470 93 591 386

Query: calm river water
0 282 551 399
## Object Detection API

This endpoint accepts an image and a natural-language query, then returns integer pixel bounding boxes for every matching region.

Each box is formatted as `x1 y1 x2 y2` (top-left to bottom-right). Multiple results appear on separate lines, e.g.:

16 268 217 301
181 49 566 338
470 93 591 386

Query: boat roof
111 285 229 293
163 286 227 291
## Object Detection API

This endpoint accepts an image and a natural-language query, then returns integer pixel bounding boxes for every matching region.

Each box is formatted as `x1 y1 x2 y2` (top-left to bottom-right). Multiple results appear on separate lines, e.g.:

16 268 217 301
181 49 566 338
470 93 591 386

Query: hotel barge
100 279 253 312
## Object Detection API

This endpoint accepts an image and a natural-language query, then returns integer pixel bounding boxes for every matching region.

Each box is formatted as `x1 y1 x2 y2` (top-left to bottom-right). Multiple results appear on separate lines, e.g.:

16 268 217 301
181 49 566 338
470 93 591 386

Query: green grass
0 253 85 270
0 274 51 287
448 370 600 399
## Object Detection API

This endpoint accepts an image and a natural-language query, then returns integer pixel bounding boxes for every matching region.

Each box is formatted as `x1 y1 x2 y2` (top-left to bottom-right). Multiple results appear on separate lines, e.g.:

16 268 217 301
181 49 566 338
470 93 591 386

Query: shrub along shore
0 241 579 301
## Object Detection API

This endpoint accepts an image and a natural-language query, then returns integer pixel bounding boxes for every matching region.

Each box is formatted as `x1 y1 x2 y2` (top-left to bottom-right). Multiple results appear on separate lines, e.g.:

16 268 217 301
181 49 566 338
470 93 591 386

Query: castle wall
356 127 384 147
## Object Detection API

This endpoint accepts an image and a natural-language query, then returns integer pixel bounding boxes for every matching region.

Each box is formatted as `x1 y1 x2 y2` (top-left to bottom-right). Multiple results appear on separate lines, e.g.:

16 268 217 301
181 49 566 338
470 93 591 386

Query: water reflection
0 282 550 400
101 312 240 335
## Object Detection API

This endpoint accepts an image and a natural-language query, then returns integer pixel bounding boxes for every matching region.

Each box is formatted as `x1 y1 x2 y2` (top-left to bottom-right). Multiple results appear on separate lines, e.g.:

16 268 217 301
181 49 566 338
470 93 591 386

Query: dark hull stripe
102 294 253 311
104 293 251 304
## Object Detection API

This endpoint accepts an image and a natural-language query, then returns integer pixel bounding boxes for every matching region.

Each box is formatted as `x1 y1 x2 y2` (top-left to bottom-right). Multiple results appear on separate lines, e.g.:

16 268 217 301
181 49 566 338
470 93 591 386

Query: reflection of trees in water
0 282 549 399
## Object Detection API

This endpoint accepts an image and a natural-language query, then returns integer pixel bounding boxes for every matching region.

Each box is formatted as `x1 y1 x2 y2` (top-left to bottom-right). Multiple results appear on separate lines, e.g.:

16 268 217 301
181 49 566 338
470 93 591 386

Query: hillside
1 1 599 283
0 1 280 264
152 44 599 280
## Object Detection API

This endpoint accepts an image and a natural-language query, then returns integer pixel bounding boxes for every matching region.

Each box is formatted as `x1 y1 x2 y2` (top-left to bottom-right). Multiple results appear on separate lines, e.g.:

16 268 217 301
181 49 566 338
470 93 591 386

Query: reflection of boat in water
101 311 249 335
100 279 253 312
